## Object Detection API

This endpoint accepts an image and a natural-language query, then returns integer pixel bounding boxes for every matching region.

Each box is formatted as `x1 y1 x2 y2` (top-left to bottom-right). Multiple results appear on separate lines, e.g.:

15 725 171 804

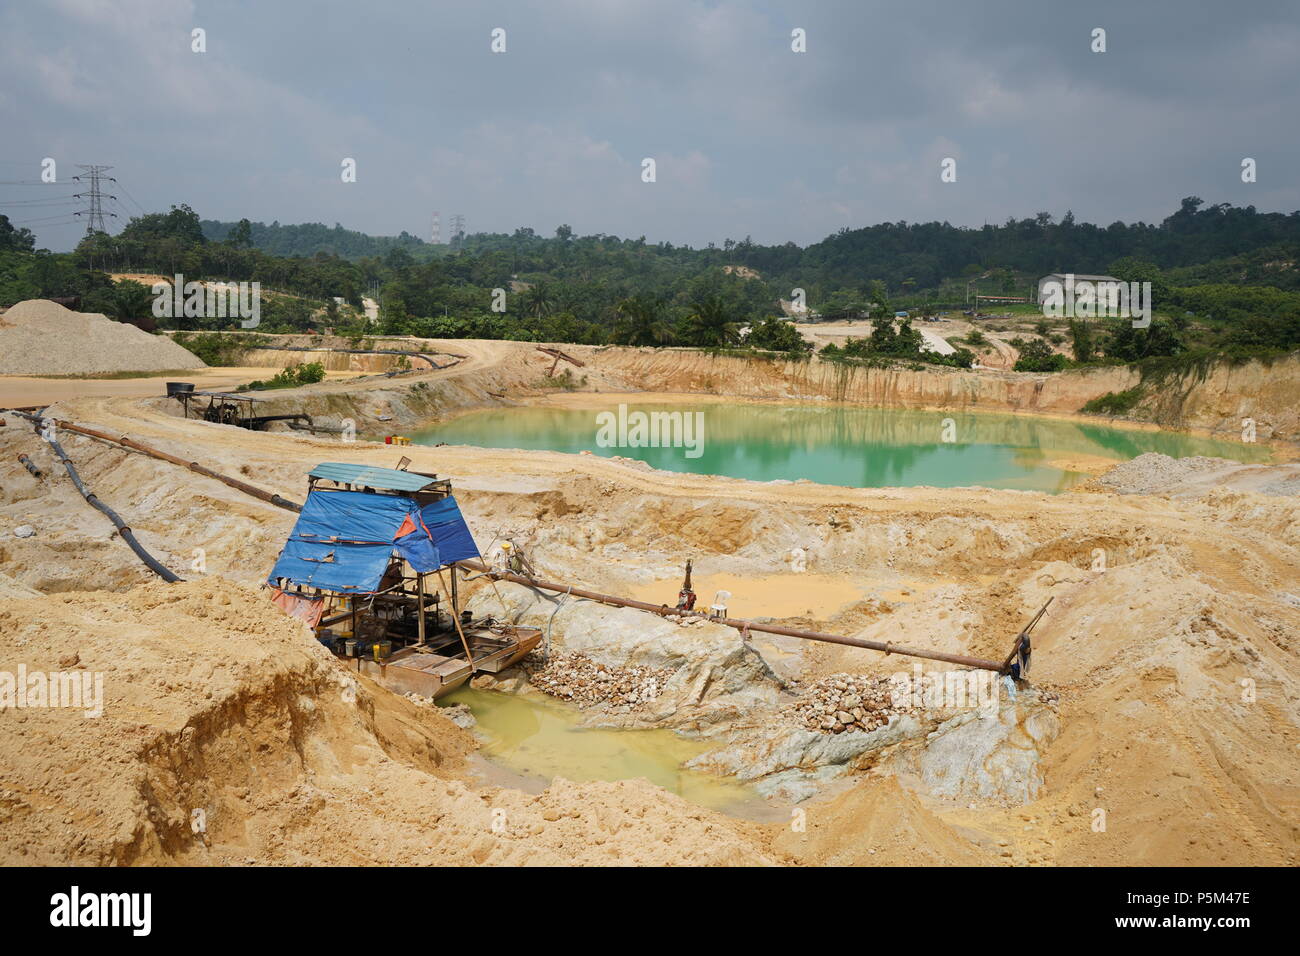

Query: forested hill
200 198 1300 293
200 218 432 260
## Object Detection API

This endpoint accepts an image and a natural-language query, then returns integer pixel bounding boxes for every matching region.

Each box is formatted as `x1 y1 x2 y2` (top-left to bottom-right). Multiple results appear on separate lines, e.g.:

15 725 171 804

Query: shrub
239 361 326 391
1013 339 1068 372
1081 387 1145 415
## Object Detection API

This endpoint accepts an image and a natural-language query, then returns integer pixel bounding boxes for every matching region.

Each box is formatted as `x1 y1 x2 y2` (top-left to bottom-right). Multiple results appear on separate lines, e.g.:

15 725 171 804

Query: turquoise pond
413 403 1270 493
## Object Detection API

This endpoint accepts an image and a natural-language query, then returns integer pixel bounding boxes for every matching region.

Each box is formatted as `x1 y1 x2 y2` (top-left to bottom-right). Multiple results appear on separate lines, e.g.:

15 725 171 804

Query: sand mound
0 299 205 375
771 777 991 865
0 579 769 865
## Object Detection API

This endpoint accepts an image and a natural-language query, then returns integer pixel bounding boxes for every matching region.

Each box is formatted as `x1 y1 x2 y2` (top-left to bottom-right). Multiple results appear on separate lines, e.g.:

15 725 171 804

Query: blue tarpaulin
267 489 480 593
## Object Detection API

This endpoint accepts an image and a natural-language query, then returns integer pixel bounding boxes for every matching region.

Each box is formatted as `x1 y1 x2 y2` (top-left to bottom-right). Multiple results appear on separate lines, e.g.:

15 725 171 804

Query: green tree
522 281 554 319
613 294 674 346
1013 339 1067 372
680 295 740 347
0 214 36 252
746 316 810 353
230 218 253 249
107 279 155 322
1068 319 1095 362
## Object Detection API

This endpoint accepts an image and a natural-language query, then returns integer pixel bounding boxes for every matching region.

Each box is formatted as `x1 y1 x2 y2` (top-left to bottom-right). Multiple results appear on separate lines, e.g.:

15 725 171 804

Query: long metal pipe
5 410 1027 670
458 560 1009 672
26 416 303 513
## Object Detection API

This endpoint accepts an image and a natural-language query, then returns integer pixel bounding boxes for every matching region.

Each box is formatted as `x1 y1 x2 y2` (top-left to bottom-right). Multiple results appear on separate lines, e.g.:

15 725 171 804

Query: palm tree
614 294 674 346
108 279 155 323
682 295 740 347
522 282 553 319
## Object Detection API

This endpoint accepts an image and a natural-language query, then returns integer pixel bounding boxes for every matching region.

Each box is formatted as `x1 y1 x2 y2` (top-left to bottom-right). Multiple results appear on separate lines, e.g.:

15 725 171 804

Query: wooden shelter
267 462 540 698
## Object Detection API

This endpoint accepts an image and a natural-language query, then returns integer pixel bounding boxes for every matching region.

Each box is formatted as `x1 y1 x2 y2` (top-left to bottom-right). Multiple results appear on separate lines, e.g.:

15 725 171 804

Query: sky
2 0 1298 252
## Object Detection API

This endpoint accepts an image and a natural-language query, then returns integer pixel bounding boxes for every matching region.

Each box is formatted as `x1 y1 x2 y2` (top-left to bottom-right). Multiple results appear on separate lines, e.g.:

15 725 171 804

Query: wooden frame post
437 567 475 667
450 562 459 617
416 572 427 646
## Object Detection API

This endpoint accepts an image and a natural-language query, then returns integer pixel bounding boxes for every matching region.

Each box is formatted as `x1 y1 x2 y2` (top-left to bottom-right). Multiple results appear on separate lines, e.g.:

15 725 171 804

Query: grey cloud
1 0 1296 251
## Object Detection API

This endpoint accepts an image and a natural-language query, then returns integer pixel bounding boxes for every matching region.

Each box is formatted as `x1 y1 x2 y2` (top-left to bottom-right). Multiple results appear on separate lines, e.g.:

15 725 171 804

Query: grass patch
533 368 587 389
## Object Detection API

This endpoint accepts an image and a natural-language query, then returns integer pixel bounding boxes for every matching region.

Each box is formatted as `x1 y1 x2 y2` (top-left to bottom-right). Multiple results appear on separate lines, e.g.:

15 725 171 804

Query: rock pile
1092 453 1237 495
403 694 477 728
525 652 675 710
786 673 917 735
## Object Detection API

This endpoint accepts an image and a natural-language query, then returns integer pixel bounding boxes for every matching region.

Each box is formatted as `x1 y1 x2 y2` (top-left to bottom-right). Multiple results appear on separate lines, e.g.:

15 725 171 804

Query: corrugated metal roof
1039 273 1119 282
308 462 435 492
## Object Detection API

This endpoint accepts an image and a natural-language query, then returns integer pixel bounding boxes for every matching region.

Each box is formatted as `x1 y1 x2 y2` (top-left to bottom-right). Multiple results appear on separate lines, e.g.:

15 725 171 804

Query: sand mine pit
1 349 1298 866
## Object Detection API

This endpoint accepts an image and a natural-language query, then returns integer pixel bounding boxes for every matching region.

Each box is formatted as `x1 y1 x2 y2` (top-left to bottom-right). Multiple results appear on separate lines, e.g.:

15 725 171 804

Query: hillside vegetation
2 198 1297 372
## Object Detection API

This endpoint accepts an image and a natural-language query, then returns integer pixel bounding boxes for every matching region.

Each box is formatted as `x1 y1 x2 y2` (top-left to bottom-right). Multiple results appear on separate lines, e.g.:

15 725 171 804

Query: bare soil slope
0 579 769 865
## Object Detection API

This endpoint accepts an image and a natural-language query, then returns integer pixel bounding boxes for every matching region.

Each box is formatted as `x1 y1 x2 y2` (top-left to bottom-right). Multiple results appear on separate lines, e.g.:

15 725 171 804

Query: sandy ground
799 317 1019 368
1 338 1298 866
0 368 366 408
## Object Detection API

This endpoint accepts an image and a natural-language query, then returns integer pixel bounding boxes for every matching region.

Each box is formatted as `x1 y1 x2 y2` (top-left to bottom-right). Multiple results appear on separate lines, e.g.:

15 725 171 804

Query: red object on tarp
385 436 393 444
268 587 326 628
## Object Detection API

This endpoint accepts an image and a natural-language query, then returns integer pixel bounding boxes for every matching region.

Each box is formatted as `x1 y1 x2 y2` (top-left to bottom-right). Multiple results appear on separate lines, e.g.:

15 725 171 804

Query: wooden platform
352 625 542 699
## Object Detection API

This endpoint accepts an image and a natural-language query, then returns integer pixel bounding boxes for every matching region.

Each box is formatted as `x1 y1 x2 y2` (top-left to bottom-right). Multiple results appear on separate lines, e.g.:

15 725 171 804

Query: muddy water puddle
441 687 784 819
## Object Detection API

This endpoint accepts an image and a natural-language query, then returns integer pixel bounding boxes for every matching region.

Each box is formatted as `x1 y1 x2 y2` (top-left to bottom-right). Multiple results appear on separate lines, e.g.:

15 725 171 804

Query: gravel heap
0 299 204 375
1093 452 1239 495
524 652 675 710
786 673 918 735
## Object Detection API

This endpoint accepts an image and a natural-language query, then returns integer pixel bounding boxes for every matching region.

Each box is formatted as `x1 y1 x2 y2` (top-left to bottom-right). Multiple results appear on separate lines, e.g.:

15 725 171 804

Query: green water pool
413 403 1269 492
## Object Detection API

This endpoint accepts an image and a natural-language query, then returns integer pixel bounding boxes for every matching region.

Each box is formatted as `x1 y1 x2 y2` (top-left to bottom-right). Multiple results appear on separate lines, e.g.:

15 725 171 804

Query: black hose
17 454 42 479
7 411 183 583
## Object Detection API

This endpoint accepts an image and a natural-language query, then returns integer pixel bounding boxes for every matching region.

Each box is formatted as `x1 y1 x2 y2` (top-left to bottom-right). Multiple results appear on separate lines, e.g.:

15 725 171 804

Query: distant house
1036 273 1119 304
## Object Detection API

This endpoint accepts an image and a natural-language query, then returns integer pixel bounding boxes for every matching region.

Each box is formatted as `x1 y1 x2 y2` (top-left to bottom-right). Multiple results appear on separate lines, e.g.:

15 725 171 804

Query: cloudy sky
3 0 1297 252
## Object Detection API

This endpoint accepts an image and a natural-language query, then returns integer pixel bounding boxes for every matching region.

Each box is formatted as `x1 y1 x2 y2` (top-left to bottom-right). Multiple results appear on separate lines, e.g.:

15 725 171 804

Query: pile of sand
0 299 205 375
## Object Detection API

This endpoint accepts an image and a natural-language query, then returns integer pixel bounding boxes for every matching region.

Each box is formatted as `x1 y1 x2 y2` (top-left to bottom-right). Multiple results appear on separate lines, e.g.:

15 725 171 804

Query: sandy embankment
1 337 1298 866
0 368 366 409
191 334 1300 447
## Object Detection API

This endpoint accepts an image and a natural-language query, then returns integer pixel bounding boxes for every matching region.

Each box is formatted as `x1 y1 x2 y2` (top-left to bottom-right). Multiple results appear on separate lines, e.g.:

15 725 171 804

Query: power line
115 177 149 217
0 197 82 207
9 212 83 225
